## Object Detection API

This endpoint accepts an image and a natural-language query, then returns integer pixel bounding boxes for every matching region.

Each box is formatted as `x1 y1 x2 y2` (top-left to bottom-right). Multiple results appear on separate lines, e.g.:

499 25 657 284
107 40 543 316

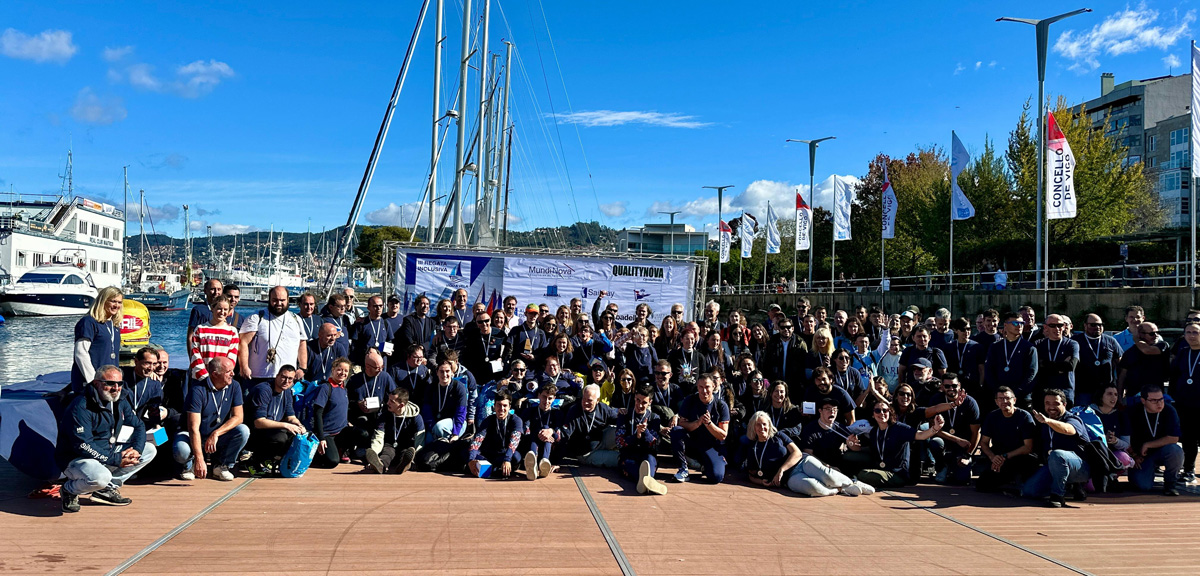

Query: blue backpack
291 380 324 430
1069 405 1105 443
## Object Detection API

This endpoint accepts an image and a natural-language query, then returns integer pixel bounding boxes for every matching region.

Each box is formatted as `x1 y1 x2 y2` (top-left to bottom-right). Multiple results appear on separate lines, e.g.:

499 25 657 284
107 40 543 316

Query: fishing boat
126 271 191 310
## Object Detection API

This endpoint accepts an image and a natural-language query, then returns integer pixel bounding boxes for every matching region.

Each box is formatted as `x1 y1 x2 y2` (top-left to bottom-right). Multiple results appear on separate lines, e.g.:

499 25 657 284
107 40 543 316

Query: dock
2 459 1199 575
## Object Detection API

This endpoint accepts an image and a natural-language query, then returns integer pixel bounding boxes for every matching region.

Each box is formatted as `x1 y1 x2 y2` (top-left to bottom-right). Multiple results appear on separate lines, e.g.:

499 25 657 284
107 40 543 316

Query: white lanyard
956 341 968 365
106 320 118 354
269 392 283 421
770 405 782 425
875 425 890 461
753 439 768 470
496 415 509 439
1187 350 1200 384
1003 339 1021 368
1085 335 1101 360
366 374 380 400
1046 339 1064 363
630 410 647 430
437 383 451 413
584 408 599 433
368 319 382 347
1145 409 1161 438
392 413 407 444
209 386 229 422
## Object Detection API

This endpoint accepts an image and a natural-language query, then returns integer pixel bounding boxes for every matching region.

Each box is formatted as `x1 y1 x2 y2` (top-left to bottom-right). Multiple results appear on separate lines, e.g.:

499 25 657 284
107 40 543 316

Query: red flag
796 191 810 211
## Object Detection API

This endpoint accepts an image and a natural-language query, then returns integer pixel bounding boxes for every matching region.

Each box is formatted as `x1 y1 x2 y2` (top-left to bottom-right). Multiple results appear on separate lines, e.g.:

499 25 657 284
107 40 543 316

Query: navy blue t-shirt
185 379 244 437
791 420 849 465
745 434 791 478
1038 412 1089 456
314 382 350 437
248 381 295 422
802 385 856 418
188 304 212 330
1129 404 1181 448
71 316 121 393
979 408 1035 456
347 371 397 406
677 395 730 447
865 422 918 475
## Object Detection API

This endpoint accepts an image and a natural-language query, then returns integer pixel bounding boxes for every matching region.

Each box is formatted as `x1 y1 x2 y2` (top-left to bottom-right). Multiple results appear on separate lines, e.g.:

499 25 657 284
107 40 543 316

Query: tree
354 226 412 268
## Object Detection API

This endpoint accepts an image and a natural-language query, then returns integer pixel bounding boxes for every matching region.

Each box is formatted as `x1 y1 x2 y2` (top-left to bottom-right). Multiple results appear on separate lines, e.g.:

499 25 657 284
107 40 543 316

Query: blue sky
0 1 1196 240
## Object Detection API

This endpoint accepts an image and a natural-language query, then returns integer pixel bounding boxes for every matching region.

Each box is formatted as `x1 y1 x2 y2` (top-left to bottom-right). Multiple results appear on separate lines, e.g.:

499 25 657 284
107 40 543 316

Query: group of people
58 282 1195 513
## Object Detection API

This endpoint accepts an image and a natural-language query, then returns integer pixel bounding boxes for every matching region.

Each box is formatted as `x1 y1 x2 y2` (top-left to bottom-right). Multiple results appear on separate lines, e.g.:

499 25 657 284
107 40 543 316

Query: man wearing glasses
1071 314 1122 408
57 366 156 513
1127 384 1184 496
1033 314 1080 405
764 320 808 391
321 293 353 351
921 373 979 484
245 366 306 475
1117 321 1169 397
982 312 1038 407
976 386 1037 494
463 311 506 384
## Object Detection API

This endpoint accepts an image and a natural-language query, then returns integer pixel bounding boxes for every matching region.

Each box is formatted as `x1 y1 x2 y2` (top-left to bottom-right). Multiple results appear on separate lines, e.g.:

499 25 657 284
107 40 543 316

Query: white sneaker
538 458 553 479
212 465 235 481
178 470 196 481
841 483 862 496
524 451 538 481
853 480 876 495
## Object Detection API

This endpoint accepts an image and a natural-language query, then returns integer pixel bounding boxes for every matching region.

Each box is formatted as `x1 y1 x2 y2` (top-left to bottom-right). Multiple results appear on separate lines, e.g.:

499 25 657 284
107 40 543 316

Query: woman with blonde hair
71 286 124 394
805 326 836 384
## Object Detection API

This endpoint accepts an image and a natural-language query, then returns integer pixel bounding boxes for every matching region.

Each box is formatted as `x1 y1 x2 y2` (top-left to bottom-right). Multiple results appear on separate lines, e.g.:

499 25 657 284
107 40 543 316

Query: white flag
718 220 731 263
1193 42 1200 196
833 176 853 241
950 131 976 220
795 190 811 250
881 163 897 239
1045 111 1077 220
766 202 781 254
739 212 756 258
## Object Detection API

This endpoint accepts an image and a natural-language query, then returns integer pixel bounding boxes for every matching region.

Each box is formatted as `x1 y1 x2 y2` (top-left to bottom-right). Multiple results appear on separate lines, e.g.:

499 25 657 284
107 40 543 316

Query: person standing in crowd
57 365 155 513
320 293 352 350
188 295 239 381
450 288 471 327
878 336 903 393
389 343 431 396
350 295 391 366
1023 390 1090 508
1018 306 1042 343
971 309 1002 348
343 350 396 459
897 326 947 386
239 286 307 383
186 278 223 346
296 292 321 350
804 367 857 424
464 310 507 383
222 284 244 330
123 347 173 436
245 366 306 475
983 312 1038 406
671 374 730 483
399 295 435 352
701 300 724 333
1118 322 1169 396
175 357 248 481
71 287 124 394
365 387 424 475
1112 305 1145 353
976 386 1038 493
1127 384 1184 496
339 287 359 324
1034 315 1079 404
942 318 983 396
383 294 405 343
311 357 353 468
307 323 349 383
1072 313 1122 408
1171 322 1200 484
931 308 953 346
510 303 548 366
466 389 524 478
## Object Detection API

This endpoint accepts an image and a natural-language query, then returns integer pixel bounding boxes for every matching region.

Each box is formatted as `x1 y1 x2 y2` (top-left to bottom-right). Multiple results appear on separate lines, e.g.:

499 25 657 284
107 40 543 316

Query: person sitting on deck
57 365 157 513
670 374 730 484
559 384 620 468
310 357 352 469
975 386 1039 494
364 387 425 474
846 400 944 490
1021 389 1092 508
744 410 870 497
615 384 668 495
1127 384 1184 496
466 389 524 479
174 357 249 482
520 383 561 480
245 366 306 475
421 358 468 444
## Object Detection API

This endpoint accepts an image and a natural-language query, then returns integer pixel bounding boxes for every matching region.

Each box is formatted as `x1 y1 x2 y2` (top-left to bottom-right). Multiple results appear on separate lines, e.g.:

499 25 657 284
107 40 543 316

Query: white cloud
550 110 710 128
102 45 134 62
988 60 998 68
111 58 235 97
1164 53 1182 69
1054 4 1195 71
0 28 77 64
953 62 965 75
189 220 261 235
127 202 180 223
365 201 448 227
974 61 982 70
598 201 627 217
643 175 860 226
69 88 127 125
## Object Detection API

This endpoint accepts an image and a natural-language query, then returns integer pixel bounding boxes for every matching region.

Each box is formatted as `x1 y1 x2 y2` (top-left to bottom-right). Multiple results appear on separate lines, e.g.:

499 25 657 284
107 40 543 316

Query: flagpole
739 210 744 293
1192 40 1198 306
831 188 837 295
793 189 798 290
763 202 770 292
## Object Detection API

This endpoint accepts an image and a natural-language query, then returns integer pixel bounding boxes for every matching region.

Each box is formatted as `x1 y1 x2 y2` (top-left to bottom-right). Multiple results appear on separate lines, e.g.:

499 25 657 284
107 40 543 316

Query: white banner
718 220 731 263
766 202 781 254
394 250 699 326
739 212 755 258
1045 111 1077 220
833 176 853 241
795 191 811 250
881 163 897 239
950 131 976 220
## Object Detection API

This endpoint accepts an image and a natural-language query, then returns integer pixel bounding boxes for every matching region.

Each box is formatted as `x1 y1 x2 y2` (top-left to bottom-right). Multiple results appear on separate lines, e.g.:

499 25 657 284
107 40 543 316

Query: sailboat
125 187 191 310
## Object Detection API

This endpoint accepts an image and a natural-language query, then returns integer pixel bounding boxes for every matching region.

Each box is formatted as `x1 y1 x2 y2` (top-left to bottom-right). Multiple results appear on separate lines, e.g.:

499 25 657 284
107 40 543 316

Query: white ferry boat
0 193 125 315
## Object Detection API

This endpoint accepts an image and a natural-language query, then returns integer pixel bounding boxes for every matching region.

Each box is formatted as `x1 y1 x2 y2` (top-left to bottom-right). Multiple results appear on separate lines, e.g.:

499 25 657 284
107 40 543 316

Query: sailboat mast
450 0 472 246
138 189 146 282
472 0 491 245
495 41 513 239
429 0 444 244
183 204 192 286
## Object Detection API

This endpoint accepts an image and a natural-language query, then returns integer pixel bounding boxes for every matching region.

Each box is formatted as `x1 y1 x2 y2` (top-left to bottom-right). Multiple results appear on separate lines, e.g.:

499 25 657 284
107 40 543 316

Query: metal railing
713 260 1196 294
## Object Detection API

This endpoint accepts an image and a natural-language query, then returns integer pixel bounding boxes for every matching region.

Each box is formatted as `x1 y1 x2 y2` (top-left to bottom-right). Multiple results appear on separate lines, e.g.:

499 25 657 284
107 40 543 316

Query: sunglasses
591 367 606 372
621 377 634 382
874 407 891 414
477 319 490 324
99 380 124 389
1086 322 1103 327
895 392 913 398
1008 321 1025 327
655 372 671 377
779 325 794 330
512 368 527 372
1045 323 1064 328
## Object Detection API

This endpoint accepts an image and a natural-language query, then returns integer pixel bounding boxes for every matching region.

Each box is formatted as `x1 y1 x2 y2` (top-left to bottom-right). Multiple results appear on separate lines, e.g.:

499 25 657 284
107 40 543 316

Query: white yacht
0 260 99 316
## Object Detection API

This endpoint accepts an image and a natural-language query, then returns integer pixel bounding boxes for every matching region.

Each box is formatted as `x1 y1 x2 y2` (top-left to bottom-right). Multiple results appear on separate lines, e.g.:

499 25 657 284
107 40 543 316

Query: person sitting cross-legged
56 365 157 513
466 389 525 478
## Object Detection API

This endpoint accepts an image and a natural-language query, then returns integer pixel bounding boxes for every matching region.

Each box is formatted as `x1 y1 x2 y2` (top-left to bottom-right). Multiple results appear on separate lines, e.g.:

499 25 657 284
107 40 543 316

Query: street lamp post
786 137 835 290
997 8 1091 290
659 211 681 256
703 185 734 291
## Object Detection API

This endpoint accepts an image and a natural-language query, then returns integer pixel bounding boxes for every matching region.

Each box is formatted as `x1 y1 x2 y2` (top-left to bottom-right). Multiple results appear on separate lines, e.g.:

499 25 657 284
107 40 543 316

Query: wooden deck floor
3 459 1200 575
